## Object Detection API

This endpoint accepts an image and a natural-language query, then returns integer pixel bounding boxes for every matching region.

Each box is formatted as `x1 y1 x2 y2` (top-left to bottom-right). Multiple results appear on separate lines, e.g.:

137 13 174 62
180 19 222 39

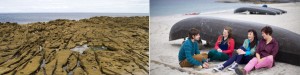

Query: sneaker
234 68 246 75
228 62 238 71
213 64 224 72
194 65 203 71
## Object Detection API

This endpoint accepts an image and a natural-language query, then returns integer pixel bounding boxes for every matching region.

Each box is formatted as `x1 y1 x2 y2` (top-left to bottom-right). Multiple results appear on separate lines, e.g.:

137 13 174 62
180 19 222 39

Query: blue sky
0 0 149 13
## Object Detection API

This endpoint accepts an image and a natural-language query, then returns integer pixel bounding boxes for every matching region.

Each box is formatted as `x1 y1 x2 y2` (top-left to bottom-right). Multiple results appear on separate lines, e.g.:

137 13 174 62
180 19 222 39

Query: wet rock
0 55 13 65
0 67 12 74
66 41 76 49
4 70 16 75
0 46 9 51
54 68 68 75
7 44 20 50
54 50 71 75
15 56 42 75
79 50 102 74
73 67 87 75
45 59 57 75
7 51 34 69
132 69 148 75
56 50 72 67
0 16 149 75
44 48 56 64
36 68 46 75
0 48 32 68
66 52 78 72
101 67 116 75
96 51 145 75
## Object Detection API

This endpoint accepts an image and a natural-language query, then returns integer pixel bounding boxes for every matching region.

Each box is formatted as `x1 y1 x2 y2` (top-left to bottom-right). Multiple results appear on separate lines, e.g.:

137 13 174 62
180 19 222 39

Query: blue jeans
223 54 253 67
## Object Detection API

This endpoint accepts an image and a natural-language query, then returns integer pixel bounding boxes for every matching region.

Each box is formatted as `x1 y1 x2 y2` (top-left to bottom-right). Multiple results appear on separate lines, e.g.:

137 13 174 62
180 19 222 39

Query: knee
266 55 274 62
200 53 208 58
249 58 258 63
208 50 216 57
267 55 274 59
208 49 216 53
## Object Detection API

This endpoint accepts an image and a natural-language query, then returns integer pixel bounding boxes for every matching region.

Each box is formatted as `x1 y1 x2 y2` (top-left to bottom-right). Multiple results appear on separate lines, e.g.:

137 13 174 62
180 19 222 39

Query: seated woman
235 26 279 75
178 28 209 70
213 29 258 72
208 26 235 61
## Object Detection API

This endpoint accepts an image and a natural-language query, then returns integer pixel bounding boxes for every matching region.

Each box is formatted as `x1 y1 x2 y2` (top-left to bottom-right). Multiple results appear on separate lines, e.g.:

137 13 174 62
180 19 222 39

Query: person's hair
224 26 233 39
188 28 200 39
261 26 273 35
218 26 233 45
248 29 258 48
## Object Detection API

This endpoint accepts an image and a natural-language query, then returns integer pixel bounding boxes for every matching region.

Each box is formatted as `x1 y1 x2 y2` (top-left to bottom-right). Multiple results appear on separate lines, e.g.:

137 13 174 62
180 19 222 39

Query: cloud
0 0 149 13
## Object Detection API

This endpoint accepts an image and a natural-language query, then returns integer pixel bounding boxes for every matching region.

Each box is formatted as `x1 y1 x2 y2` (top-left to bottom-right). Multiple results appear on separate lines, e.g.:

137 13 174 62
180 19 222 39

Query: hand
217 49 222 52
236 49 241 54
240 50 246 55
237 49 245 55
203 62 209 68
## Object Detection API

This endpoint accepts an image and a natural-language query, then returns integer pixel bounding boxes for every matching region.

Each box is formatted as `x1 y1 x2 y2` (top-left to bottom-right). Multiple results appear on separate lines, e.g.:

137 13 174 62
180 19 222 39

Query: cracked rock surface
0 16 149 75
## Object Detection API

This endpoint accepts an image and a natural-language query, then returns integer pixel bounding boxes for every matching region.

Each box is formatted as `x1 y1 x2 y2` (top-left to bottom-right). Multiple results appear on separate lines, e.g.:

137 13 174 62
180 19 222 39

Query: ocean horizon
0 13 148 24
150 0 253 16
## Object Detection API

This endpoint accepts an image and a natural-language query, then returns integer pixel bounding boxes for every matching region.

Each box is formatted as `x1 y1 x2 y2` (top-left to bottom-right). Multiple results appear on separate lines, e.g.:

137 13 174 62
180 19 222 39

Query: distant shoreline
0 13 149 24
216 0 300 3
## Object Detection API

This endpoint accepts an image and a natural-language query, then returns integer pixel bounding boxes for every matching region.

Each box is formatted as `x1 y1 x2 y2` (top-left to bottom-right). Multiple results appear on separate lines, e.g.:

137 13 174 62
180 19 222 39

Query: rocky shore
0 16 149 75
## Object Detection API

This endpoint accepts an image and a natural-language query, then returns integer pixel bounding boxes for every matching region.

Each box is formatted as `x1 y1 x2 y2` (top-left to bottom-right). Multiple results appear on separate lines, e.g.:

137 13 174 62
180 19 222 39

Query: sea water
0 13 148 24
150 0 253 16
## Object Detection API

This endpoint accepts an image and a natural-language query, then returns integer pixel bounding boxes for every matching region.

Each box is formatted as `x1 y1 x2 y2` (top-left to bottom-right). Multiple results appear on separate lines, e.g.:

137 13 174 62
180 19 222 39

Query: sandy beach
150 2 300 75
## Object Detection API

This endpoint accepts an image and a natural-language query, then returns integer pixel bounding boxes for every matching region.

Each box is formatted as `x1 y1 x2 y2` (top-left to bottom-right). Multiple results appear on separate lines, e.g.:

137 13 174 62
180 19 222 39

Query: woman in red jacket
208 26 235 61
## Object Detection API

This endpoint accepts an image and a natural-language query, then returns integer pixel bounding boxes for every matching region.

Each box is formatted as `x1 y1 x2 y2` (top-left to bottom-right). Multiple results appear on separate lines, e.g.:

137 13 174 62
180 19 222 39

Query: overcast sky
0 0 149 13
